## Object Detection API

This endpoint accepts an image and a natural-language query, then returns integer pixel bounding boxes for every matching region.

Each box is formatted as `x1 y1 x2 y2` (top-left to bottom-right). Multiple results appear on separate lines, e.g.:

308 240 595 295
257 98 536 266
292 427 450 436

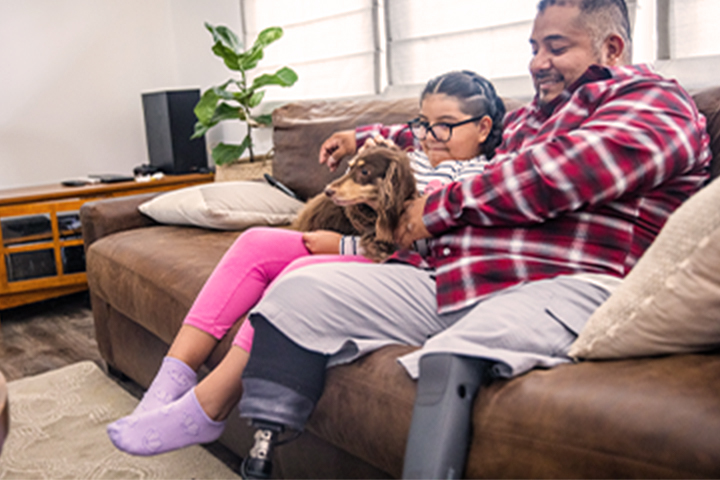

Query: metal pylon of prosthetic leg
402 354 494 479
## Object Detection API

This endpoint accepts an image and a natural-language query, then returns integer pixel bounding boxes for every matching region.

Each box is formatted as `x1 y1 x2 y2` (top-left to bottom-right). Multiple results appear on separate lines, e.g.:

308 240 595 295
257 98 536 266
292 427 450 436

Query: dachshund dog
292 140 417 262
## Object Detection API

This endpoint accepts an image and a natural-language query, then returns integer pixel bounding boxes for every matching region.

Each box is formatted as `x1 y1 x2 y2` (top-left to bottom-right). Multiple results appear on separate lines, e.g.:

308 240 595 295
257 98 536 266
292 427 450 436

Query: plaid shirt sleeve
423 66 711 235
356 123 416 151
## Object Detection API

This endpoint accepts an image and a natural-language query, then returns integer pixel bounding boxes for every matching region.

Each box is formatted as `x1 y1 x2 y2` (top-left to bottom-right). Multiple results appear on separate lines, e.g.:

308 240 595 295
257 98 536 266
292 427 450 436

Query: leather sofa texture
81 86 720 478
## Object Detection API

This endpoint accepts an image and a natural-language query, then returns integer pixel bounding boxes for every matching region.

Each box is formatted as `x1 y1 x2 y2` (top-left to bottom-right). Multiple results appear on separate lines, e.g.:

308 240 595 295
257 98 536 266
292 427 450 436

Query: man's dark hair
537 0 632 63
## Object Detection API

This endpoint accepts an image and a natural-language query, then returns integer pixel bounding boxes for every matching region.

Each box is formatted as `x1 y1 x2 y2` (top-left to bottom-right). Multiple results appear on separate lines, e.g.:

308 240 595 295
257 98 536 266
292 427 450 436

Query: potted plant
192 23 298 180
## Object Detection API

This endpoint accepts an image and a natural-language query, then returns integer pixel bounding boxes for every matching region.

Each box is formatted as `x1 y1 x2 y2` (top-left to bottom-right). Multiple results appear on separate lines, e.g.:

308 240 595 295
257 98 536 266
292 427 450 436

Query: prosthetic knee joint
402 354 494 479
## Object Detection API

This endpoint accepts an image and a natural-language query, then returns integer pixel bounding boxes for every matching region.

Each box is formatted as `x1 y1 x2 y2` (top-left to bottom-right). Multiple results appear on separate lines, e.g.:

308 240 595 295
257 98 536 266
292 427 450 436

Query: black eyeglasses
407 115 485 143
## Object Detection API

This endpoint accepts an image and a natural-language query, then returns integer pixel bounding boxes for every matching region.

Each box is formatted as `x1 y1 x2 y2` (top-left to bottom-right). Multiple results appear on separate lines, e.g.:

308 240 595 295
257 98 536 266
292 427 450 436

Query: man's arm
355 123 415 151
423 77 711 235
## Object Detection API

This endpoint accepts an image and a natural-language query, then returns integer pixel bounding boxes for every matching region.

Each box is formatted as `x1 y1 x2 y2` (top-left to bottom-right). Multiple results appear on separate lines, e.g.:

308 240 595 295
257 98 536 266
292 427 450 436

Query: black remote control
263 173 298 199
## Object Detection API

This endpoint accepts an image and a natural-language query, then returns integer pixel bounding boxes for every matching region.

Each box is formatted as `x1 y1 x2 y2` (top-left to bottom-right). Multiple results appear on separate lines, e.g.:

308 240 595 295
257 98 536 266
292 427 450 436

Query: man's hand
302 230 343 254
318 130 356 171
396 196 431 248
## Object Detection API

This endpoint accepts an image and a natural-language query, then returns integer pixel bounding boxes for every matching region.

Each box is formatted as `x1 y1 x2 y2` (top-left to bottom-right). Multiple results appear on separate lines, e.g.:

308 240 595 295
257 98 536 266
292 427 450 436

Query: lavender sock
107 388 226 456
132 356 197 415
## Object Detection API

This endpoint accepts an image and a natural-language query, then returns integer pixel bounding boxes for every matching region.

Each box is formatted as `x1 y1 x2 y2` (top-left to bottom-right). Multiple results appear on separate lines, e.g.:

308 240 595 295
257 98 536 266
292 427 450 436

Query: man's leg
399 276 611 479
240 314 329 479
402 354 494 480
237 262 443 479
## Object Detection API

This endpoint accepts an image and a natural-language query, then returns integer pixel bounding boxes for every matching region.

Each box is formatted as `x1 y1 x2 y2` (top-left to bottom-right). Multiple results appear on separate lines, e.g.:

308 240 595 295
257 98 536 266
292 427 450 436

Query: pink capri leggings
183 227 370 352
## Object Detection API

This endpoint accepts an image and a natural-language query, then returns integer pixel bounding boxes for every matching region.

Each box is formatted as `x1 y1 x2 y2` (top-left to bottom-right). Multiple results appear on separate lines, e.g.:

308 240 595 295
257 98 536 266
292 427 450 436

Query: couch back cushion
271 96 524 200
693 86 720 178
271 87 720 200
271 98 420 200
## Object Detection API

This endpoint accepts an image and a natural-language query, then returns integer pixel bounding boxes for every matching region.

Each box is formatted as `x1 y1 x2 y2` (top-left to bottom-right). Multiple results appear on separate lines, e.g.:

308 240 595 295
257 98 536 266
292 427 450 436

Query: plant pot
214 153 273 182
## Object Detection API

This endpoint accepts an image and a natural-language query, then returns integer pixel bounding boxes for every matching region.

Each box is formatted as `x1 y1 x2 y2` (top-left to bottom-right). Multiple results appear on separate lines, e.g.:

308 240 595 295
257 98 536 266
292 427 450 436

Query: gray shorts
251 262 610 379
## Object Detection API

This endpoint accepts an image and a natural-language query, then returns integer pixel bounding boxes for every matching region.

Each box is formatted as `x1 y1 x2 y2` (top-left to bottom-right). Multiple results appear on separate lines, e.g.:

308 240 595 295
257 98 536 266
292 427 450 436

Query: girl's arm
319 124 415 171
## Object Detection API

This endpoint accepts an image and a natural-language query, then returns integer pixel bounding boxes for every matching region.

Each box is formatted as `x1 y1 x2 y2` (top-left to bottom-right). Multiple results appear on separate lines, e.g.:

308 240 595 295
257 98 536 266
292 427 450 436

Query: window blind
239 0 720 102
667 0 720 59
385 0 537 96
242 0 379 100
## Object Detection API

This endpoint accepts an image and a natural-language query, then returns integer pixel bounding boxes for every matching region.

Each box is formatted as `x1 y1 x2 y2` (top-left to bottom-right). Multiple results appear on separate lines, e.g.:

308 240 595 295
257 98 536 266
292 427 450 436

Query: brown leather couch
81 86 720 478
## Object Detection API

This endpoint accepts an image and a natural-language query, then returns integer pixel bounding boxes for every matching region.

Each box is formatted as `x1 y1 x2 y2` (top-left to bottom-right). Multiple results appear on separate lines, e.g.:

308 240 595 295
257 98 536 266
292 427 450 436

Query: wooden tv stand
0 173 213 311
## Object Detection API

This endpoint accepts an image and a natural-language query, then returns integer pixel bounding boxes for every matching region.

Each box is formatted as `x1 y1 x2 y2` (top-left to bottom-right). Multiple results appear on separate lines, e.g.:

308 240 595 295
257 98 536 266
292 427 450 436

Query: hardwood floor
0 292 102 382
0 291 243 472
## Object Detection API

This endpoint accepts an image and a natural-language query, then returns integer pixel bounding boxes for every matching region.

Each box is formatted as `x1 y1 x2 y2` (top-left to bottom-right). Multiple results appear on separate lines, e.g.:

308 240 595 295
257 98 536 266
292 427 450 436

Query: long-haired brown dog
292 141 417 262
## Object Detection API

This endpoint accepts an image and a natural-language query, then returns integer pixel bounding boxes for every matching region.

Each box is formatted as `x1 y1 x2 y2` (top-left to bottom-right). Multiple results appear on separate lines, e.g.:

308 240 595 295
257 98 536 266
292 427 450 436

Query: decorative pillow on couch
569 176 720 360
138 181 304 230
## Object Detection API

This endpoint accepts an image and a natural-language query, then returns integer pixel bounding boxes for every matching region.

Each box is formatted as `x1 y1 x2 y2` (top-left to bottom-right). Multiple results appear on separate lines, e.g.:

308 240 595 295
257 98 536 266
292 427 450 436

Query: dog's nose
324 187 335 197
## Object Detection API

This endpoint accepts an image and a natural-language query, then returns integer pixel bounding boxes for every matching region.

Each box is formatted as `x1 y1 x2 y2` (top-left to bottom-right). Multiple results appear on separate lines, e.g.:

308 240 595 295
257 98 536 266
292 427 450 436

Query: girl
107 70 507 456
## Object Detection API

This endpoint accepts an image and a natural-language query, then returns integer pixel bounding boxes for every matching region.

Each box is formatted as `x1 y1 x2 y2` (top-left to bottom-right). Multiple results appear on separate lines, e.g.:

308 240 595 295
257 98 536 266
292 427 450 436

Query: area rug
0 361 240 479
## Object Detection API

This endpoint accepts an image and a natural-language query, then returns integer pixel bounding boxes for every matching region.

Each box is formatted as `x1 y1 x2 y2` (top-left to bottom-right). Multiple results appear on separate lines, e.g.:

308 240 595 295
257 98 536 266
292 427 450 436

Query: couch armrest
80 193 160 249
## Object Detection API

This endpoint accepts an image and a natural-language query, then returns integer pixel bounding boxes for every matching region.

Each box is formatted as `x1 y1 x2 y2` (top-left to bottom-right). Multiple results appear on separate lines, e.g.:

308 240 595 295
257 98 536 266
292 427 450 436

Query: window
242 0 381 100
665 0 720 59
655 0 720 89
240 0 720 101
385 0 537 98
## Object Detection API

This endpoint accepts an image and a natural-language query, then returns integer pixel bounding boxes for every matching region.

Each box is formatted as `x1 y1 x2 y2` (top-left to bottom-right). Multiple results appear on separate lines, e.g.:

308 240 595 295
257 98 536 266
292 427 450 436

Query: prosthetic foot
239 421 284 480
402 354 494 479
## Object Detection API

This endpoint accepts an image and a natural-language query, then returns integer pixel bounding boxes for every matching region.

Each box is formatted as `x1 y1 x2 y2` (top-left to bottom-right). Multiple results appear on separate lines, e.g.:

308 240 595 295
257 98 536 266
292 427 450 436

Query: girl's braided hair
421 70 506 159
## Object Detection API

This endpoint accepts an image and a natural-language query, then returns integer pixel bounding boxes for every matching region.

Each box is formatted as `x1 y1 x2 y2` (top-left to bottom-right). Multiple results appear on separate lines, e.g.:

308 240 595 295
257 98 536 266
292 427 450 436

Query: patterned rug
0 361 240 479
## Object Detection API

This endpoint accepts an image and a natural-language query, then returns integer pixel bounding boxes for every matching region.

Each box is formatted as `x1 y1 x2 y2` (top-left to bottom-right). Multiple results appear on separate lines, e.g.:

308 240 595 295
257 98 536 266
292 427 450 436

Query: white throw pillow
569 176 720 360
138 181 304 230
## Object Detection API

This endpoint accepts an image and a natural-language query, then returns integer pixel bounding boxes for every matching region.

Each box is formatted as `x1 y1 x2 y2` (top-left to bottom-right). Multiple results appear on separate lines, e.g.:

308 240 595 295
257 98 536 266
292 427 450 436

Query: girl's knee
236 227 298 247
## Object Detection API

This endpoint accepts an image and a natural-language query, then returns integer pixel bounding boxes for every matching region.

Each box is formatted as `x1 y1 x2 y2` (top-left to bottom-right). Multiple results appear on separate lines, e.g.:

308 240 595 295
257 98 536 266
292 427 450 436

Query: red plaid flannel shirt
359 64 711 313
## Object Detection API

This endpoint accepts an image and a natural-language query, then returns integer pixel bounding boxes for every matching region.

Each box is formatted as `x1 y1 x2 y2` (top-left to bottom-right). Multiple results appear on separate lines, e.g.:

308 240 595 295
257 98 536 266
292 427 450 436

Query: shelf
0 173 213 311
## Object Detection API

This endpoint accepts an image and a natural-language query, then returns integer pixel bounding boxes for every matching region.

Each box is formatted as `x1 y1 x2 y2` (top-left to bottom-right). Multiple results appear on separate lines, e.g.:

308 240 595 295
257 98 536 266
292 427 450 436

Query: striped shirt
364 64 712 313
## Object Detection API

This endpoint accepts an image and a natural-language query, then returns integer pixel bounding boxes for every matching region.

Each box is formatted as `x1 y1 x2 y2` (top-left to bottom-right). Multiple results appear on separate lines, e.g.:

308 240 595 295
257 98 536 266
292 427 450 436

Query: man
237 1 711 478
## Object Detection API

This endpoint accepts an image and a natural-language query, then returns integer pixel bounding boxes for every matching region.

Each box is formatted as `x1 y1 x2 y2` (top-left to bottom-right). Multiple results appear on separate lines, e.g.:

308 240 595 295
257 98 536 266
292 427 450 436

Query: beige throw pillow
569 176 720 360
138 181 304 230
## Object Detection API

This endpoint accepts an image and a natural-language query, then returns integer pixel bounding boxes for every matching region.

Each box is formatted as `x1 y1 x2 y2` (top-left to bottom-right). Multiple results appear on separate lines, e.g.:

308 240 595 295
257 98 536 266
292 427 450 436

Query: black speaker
141 89 208 174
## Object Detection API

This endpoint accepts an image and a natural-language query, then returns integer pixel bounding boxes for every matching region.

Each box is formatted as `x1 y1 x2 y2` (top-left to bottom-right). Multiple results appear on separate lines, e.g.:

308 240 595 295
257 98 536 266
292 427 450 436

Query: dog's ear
375 152 417 243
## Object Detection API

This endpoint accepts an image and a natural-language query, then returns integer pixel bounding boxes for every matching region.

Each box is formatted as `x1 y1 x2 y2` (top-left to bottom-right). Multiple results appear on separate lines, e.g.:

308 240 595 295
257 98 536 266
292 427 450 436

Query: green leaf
212 137 252 166
275 66 298 85
212 41 240 71
248 90 265 108
212 80 236 100
190 121 211 139
253 114 273 126
251 67 299 89
231 89 252 105
210 102 243 123
239 46 264 71
194 89 221 124
254 27 283 48
205 23 243 53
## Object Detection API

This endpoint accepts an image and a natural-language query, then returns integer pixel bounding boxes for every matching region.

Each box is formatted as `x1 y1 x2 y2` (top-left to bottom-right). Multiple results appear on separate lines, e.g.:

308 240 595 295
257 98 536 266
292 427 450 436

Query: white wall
0 0 242 189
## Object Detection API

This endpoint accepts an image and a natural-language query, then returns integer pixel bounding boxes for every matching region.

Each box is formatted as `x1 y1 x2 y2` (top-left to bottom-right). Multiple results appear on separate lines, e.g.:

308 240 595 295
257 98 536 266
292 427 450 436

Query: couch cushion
313 346 720 478
138 181 304 231
271 98 421 201
271 97 525 201
86 226 241 343
692 86 720 178
570 175 720 360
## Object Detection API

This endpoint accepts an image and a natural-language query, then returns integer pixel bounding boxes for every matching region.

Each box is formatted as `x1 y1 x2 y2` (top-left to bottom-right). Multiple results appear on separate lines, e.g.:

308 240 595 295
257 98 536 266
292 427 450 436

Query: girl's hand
319 130 356 171
303 230 343 254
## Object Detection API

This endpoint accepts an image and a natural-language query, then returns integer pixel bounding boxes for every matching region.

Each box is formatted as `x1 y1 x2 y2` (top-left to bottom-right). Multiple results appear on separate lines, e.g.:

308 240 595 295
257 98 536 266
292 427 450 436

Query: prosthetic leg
402 354 494 479
238 314 329 479
240 420 284 479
